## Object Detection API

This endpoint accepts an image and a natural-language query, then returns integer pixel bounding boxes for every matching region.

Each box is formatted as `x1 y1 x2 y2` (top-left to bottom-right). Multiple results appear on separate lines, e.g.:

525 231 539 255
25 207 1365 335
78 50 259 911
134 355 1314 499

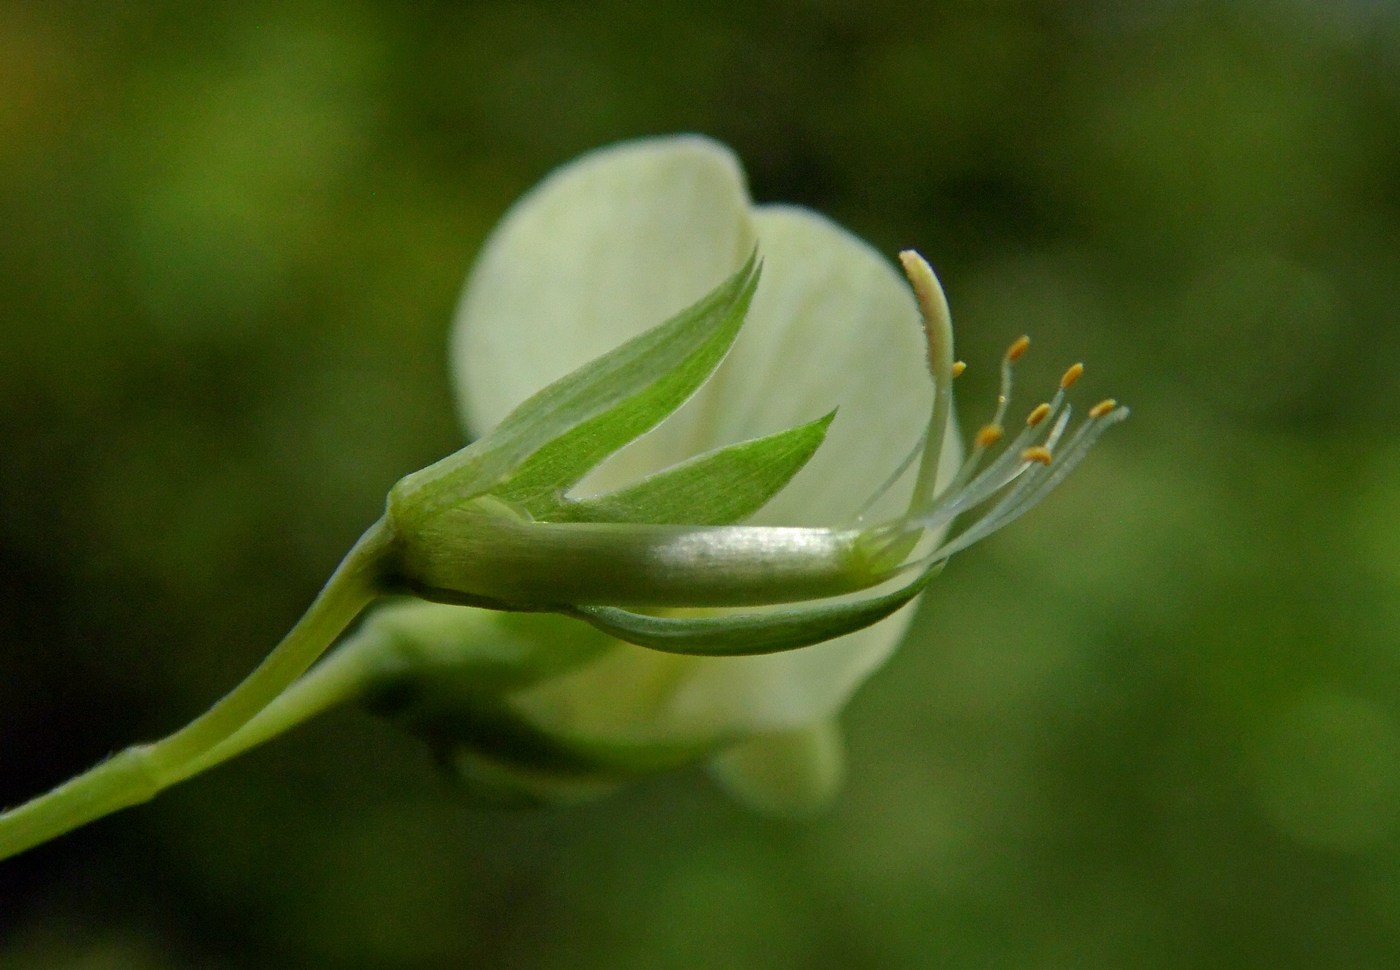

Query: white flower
0 137 1124 865
357 135 1123 814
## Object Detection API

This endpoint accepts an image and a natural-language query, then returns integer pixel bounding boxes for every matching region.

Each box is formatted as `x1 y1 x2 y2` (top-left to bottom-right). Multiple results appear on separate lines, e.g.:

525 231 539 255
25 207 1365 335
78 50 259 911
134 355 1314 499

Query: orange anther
951 360 967 378
1089 398 1117 418
1021 446 1053 465
1026 403 1052 427
1007 335 1031 362
1059 362 1085 389
975 424 1005 449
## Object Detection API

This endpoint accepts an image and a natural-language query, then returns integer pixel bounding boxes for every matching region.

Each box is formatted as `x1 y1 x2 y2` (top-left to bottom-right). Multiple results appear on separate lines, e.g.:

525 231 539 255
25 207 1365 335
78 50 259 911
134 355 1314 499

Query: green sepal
356 604 729 806
537 410 836 526
355 600 613 696
424 700 721 785
390 255 760 530
431 705 729 809
355 602 725 797
566 564 940 657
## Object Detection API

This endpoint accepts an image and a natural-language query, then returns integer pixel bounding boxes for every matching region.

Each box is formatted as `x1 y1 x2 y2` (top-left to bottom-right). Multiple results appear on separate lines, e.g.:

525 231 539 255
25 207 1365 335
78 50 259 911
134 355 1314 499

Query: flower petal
452 136 756 462
449 136 965 755
659 204 943 526
707 719 846 817
503 206 964 745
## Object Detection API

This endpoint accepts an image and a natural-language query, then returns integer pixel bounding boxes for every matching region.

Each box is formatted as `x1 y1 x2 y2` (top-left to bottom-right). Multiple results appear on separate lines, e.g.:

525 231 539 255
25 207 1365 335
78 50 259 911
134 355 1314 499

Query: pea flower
351 135 1127 813
0 137 1125 860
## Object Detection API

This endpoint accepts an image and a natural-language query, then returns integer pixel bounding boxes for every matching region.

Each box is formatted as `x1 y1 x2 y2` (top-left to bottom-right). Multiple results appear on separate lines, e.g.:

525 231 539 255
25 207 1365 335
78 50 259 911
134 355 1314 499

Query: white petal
707 719 846 816
576 204 948 517
451 138 965 750
451 135 756 457
668 204 940 525
506 208 965 745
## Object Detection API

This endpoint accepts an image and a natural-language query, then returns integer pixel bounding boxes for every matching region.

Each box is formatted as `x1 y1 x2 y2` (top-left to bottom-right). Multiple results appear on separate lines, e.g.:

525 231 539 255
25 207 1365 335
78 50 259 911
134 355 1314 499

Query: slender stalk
179 632 380 778
0 518 394 862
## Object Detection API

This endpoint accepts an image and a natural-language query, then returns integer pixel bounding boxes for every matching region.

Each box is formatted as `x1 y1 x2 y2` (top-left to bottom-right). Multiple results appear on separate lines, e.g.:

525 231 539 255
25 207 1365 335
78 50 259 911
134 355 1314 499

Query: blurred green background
2 1 1398 966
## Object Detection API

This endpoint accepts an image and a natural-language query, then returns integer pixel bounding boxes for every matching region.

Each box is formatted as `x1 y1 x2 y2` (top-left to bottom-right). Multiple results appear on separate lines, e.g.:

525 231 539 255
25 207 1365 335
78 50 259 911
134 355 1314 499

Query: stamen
991 348 1017 426
990 405 1127 525
888 332 1127 568
976 424 1004 448
908 350 1071 533
1040 405 1073 452
849 432 925 524
873 248 1129 581
925 403 1130 562
911 405 1070 534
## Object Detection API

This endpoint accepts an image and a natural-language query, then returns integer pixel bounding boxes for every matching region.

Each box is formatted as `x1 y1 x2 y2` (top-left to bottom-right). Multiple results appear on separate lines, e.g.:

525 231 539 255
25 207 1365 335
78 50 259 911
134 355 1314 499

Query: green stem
180 632 380 777
0 518 395 862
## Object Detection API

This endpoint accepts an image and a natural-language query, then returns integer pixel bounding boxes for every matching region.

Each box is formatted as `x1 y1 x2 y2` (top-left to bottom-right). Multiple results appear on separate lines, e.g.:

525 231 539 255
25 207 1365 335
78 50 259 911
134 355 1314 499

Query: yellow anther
1007 335 1031 362
1059 362 1085 389
1026 402 1052 427
951 360 967 378
1089 398 1117 418
975 424 1004 449
1021 446 1054 465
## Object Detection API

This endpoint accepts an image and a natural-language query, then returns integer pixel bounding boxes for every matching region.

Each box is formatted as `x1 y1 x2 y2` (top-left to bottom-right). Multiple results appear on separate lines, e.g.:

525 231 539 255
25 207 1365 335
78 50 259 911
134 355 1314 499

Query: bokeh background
2 1 1398 967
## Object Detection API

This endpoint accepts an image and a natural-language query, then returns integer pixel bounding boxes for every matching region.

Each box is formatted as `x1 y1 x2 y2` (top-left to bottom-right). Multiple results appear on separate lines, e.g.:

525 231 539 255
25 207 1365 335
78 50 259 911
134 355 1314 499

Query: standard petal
657 204 950 527
452 138 965 754
451 136 757 469
503 209 968 747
